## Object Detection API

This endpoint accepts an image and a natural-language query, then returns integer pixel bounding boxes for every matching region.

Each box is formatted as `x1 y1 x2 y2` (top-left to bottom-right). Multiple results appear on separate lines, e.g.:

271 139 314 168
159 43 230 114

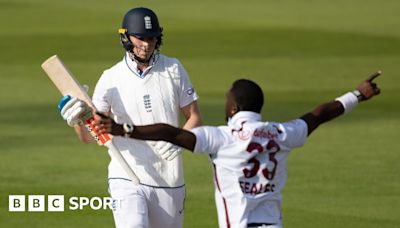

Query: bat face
41 55 110 145
41 55 94 109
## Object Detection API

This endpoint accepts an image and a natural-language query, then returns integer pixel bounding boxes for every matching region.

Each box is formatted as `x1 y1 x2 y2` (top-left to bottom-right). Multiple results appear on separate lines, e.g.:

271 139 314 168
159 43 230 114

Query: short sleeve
280 119 308 148
177 61 199 108
190 126 226 154
92 71 112 113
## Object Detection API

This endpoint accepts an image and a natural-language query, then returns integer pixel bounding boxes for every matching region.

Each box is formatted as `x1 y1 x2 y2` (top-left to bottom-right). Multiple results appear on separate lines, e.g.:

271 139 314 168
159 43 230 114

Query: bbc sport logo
8 195 122 212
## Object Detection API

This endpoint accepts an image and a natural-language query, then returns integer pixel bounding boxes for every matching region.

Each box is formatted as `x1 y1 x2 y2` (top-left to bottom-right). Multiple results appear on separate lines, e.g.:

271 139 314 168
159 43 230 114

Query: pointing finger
367 70 382 82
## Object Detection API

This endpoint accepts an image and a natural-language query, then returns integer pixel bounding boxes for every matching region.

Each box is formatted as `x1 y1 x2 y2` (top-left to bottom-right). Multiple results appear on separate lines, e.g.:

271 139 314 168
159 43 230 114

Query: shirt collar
227 111 262 127
124 52 156 78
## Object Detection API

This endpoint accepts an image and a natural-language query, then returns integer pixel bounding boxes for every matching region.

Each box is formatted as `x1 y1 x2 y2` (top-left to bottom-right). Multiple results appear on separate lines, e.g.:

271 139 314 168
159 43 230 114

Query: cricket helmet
119 7 163 51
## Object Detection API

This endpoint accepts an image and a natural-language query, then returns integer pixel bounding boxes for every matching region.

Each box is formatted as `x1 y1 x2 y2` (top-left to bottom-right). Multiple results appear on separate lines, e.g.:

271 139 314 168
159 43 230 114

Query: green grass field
1 0 399 227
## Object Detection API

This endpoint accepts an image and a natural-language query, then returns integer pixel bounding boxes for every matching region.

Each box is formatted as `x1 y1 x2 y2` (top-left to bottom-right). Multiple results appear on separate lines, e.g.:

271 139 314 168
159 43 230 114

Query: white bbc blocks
8 195 118 212
9 195 25 212
48 195 65 212
9 195 64 212
28 195 45 212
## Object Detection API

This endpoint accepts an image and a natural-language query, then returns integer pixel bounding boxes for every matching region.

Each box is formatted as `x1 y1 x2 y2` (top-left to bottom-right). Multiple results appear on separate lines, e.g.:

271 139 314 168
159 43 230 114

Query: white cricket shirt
191 111 308 226
92 53 198 187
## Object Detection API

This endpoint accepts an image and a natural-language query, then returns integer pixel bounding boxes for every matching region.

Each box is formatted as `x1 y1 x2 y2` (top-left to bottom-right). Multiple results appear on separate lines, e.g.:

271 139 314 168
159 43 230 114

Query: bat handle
82 113 140 185
104 140 140 185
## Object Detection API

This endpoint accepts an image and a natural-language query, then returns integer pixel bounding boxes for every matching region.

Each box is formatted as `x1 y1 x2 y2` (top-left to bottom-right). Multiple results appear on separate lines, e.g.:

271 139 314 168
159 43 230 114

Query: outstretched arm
129 124 197 151
93 114 197 151
300 71 382 135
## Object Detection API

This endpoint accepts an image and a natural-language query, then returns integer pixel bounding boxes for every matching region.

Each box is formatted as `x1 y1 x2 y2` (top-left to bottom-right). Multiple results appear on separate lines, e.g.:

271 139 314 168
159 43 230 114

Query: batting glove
154 141 183 161
58 95 90 127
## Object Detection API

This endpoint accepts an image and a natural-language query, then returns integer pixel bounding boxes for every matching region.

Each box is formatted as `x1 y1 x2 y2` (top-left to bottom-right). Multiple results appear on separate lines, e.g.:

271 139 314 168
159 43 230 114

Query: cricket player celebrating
59 7 202 228
90 72 381 228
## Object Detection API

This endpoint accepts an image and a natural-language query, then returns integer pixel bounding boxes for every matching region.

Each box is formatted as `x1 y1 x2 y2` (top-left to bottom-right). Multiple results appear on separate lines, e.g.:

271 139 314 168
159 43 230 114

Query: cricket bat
41 55 140 185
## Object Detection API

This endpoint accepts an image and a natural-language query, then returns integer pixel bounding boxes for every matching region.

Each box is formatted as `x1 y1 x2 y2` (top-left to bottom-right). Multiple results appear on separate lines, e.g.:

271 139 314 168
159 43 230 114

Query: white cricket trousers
215 190 282 228
108 178 185 228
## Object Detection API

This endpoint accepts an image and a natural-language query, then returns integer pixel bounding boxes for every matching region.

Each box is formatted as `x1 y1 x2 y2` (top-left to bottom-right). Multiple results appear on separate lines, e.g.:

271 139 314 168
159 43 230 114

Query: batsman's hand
154 141 183 161
357 71 382 101
58 95 91 127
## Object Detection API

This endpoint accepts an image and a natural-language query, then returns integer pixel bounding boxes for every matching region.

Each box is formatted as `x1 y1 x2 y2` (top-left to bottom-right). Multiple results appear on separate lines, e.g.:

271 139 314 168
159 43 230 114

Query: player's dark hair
231 79 264 113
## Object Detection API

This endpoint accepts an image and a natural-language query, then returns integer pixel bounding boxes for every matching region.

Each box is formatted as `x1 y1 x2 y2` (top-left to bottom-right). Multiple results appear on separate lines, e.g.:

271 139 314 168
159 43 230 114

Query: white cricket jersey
191 111 308 227
92 52 198 187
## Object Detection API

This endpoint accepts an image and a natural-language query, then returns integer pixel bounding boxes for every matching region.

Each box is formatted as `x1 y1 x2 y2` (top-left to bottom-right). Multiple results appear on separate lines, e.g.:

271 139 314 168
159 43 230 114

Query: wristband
351 90 364 101
123 123 134 137
335 92 359 114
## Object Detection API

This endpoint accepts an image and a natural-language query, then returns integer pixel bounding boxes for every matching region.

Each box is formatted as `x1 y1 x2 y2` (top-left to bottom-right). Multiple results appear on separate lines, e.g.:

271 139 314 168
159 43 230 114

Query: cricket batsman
59 7 202 228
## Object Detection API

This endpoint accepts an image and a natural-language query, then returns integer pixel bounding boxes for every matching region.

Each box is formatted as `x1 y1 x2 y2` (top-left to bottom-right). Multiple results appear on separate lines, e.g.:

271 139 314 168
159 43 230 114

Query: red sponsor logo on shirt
231 121 251 140
253 125 282 140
